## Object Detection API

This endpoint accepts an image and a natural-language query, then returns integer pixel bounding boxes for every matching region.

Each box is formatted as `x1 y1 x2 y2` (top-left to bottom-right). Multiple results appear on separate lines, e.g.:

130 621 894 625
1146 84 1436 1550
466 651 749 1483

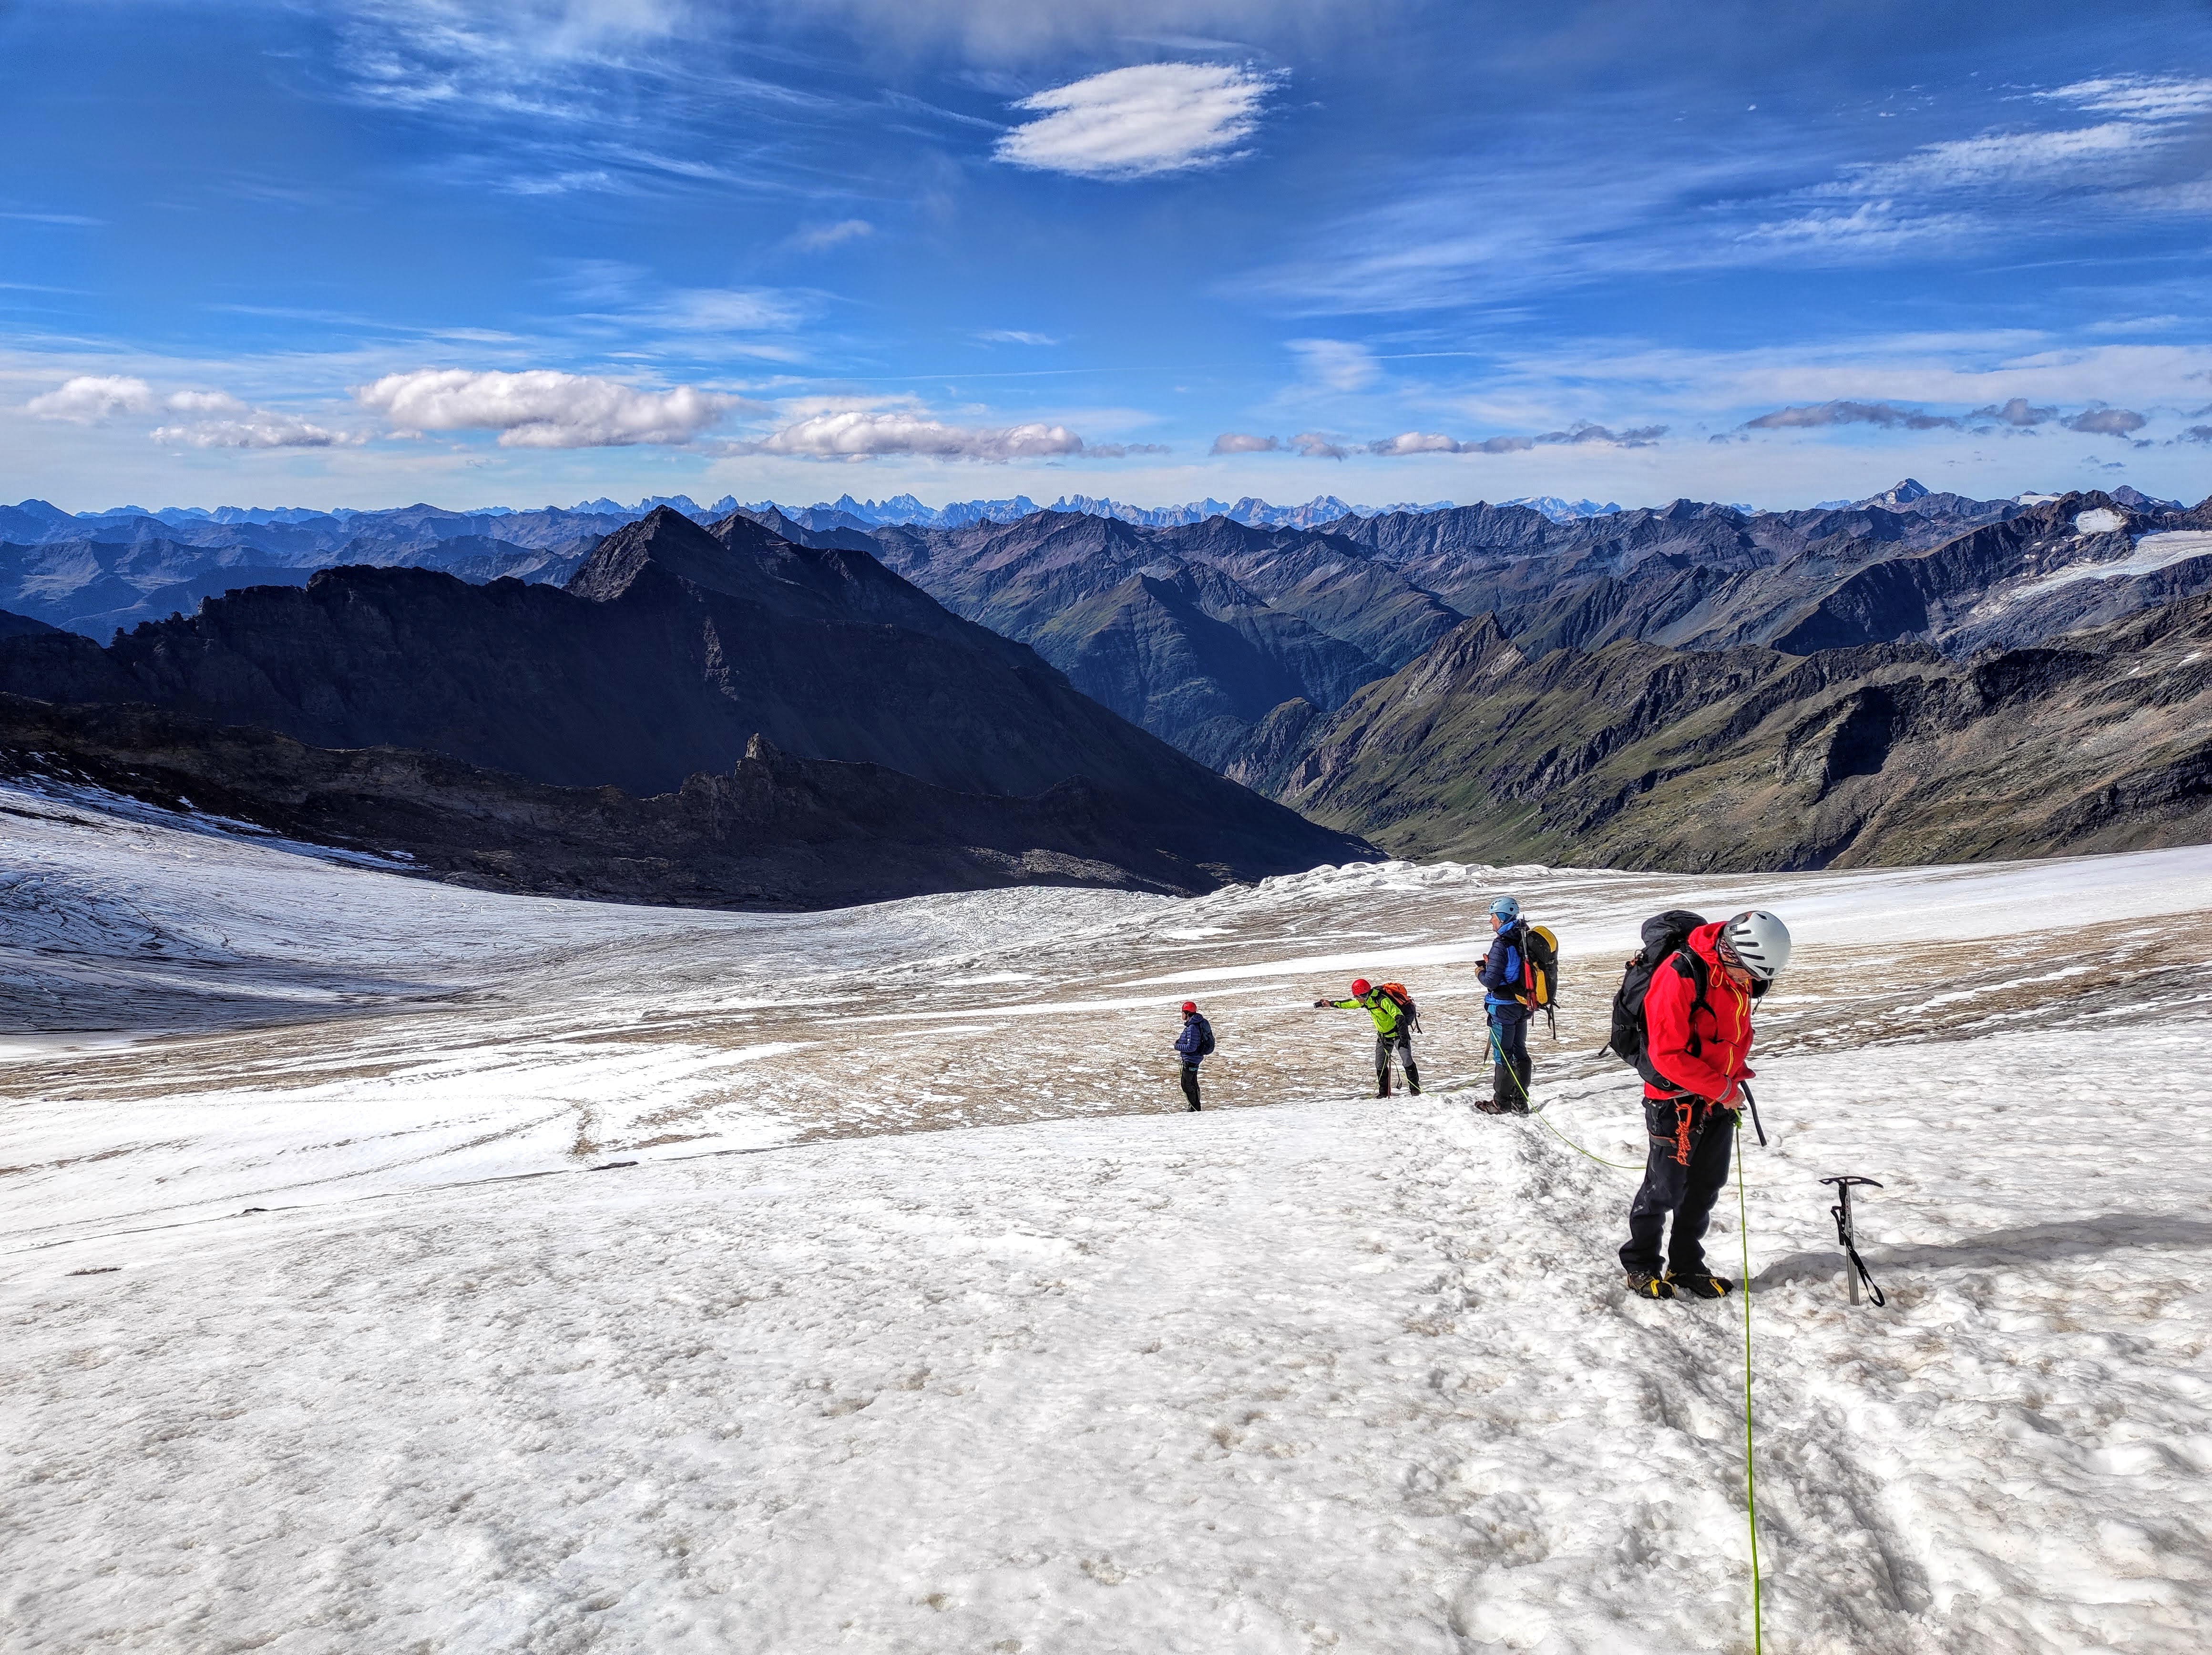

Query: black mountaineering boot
1669 1271 1735 1299
1626 1270 1677 1300
1404 1064 1422 1095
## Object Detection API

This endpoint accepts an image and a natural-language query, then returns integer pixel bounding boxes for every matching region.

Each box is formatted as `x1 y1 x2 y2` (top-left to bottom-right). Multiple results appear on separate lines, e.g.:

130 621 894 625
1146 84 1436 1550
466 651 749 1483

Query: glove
1312 999 1331 1009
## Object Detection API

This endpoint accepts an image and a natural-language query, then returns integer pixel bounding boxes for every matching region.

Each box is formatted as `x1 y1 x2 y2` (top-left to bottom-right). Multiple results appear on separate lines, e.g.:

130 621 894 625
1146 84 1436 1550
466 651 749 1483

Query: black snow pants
1375 1031 1419 1094
1487 1007 1532 1113
1179 1063 1202 1111
1619 1096 1737 1278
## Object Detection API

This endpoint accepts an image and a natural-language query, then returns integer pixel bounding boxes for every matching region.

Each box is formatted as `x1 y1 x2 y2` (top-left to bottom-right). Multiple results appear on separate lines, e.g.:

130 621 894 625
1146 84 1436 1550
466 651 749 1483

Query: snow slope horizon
6 785 2212 1652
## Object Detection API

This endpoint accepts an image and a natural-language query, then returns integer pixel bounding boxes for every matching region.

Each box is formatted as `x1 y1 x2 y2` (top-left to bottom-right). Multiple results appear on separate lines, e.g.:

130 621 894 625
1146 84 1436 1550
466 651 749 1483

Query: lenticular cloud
354 368 734 448
995 63 1274 180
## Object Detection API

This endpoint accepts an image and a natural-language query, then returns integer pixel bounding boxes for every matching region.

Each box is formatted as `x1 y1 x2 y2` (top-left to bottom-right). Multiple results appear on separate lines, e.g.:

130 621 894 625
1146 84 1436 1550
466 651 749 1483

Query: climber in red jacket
1620 910 1792 1300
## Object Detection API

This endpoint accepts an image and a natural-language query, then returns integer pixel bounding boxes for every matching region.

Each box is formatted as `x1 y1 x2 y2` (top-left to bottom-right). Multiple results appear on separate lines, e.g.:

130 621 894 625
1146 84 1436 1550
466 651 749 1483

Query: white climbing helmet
1720 910 1792 981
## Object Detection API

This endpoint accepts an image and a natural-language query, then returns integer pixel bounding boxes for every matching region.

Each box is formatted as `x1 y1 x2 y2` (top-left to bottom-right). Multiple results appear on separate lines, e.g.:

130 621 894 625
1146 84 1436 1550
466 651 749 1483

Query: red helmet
1181 1001 1198 1014
1350 978 1372 996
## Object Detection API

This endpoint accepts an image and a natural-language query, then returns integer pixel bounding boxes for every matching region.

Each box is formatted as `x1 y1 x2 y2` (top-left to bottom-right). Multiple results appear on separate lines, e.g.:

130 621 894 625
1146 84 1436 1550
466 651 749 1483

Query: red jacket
1642 922 1755 1103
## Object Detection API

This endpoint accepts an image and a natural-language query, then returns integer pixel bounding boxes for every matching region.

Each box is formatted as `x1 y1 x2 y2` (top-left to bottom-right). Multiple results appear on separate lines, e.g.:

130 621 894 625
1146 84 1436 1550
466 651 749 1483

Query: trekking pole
1740 1081 1767 1147
1819 1176 1886 1307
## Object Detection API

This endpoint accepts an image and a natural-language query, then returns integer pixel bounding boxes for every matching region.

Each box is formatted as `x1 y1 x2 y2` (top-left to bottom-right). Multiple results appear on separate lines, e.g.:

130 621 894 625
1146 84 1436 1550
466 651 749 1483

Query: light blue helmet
1489 896 1520 922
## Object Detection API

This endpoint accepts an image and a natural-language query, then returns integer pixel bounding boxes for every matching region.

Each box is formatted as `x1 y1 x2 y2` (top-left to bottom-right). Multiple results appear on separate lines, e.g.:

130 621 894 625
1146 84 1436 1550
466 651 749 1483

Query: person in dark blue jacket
1477 896 1535 1114
1173 1000 1214 1111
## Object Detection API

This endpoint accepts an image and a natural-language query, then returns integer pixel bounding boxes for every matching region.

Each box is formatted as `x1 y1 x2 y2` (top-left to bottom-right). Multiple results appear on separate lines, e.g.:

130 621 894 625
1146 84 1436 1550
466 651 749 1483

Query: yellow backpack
1523 924 1559 1034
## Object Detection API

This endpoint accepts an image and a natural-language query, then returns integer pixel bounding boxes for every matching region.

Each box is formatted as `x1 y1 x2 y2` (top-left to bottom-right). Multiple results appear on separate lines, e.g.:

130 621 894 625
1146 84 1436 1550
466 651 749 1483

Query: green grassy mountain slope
1246 594 2212 870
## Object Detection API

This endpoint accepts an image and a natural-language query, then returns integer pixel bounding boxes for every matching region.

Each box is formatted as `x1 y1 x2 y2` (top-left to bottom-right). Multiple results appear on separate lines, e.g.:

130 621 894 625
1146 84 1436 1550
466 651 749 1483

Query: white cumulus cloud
354 368 737 448
995 63 1274 180
747 409 1087 462
25 375 159 422
164 389 250 415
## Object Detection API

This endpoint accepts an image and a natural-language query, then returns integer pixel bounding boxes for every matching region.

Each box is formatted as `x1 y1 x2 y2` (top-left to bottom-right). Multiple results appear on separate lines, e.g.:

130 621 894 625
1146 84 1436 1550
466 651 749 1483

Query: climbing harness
1821 1175 1887 1307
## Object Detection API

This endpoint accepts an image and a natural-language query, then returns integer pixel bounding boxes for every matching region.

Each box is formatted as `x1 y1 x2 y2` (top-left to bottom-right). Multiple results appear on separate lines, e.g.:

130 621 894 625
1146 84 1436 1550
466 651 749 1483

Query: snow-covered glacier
5 779 2211 1653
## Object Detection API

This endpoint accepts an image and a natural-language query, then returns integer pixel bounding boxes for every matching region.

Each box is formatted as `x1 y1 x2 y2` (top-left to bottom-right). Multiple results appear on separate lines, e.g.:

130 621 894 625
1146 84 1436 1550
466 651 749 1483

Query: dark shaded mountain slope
1244 591 2212 871
0 700 1288 907
0 508 1371 890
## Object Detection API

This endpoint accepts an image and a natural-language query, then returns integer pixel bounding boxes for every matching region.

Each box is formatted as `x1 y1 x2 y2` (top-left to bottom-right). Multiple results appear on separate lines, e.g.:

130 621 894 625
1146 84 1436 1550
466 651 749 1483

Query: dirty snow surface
6 782 2212 1655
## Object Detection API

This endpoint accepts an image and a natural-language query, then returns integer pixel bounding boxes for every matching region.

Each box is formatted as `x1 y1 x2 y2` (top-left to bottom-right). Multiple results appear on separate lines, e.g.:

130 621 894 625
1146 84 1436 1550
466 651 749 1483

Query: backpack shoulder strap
1667 948 1710 1055
1668 946 1710 1007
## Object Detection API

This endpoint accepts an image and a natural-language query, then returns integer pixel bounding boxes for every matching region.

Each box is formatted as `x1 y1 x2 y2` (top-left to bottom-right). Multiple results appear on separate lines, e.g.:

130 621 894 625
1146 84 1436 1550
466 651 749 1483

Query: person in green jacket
1313 977 1422 1097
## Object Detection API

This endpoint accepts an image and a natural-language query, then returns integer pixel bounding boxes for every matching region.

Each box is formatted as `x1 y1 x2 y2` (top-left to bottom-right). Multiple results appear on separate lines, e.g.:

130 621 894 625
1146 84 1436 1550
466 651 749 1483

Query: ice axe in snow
1820 1175 1886 1308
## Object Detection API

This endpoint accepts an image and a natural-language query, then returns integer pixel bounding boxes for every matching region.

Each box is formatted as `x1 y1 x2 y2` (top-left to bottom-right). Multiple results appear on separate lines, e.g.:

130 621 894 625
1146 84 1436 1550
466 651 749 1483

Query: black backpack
1194 1015 1216 1057
1606 910 1708 1087
1605 909 1769 1087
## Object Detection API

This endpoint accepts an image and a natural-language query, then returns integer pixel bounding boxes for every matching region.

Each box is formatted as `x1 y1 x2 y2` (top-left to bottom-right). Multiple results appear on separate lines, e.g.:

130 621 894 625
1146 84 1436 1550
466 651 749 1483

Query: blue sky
6 0 2212 511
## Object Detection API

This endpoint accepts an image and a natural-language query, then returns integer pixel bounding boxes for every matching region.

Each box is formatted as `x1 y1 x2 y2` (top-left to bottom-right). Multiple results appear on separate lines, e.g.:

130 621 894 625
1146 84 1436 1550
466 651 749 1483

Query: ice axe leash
1820 1175 1886 1307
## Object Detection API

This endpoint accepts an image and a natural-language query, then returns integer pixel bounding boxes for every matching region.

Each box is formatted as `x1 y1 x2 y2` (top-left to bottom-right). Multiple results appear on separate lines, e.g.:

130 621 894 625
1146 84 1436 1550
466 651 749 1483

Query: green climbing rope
1487 1022 1642 1171
1737 1130 1764 1654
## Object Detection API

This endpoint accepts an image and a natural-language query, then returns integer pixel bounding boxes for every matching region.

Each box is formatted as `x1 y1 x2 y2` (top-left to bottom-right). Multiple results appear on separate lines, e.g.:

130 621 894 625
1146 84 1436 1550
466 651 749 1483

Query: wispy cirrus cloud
994 63 1276 180
354 368 743 447
1289 339 1380 392
2036 74 2212 121
789 218 873 252
1252 70 2212 317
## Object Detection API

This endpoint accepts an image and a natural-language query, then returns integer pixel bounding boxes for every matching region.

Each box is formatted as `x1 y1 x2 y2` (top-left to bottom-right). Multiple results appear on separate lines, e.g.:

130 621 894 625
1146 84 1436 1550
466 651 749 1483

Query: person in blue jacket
1477 896 1535 1114
1173 1000 1214 1111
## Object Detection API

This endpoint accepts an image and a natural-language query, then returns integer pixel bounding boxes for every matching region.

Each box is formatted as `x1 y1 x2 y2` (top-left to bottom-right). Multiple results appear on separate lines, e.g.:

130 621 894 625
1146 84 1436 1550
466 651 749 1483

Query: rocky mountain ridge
0 508 1370 902
790 487 2209 773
